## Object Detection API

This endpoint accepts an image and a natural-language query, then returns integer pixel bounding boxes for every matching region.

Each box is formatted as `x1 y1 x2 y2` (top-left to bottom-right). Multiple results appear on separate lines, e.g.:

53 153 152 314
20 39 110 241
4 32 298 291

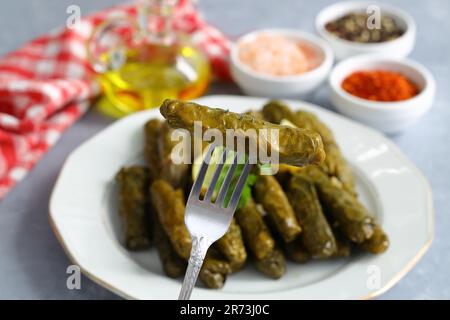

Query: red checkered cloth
0 0 231 199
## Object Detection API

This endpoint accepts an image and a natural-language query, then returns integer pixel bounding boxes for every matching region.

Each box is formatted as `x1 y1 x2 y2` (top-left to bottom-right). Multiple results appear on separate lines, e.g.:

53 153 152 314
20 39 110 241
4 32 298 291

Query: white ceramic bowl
230 29 334 99
316 1 416 61
328 55 436 134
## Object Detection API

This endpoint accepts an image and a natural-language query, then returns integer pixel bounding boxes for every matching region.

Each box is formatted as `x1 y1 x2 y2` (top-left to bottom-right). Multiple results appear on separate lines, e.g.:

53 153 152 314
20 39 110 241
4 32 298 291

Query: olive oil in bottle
98 42 210 117
89 0 211 117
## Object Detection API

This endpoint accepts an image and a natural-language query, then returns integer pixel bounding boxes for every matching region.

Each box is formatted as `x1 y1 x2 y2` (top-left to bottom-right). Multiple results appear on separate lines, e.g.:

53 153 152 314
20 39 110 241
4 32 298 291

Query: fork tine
189 144 215 199
227 160 253 210
203 148 227 202
215 152 239 207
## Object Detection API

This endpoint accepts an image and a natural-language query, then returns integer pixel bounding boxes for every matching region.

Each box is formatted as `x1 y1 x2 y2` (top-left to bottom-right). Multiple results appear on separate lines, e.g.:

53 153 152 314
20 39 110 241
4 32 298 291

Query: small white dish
316 1 416 61
50 95 433 300
328 55 436 134
230 29 333 99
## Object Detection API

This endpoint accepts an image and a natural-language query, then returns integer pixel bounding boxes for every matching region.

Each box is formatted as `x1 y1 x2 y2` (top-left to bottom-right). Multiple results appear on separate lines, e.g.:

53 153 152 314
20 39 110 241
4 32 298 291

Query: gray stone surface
0 0 449 299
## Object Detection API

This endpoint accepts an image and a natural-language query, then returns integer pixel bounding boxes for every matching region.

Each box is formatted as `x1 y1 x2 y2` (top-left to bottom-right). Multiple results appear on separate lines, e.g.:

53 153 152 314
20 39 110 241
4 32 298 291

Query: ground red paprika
342 70 418 102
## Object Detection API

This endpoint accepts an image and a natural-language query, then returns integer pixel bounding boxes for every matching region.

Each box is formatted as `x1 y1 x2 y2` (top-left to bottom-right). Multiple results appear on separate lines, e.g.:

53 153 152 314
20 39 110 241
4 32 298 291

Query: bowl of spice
316 1 416 61
328 55 436 134
230 29 333 98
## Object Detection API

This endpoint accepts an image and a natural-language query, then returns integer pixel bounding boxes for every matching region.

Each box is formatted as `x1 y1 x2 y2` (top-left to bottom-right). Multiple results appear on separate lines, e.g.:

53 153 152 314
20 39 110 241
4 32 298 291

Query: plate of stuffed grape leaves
49 95 433 299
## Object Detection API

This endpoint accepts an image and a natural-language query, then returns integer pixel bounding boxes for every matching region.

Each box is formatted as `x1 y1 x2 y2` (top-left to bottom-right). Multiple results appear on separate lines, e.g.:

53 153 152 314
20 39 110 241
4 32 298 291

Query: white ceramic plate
49 95 433 300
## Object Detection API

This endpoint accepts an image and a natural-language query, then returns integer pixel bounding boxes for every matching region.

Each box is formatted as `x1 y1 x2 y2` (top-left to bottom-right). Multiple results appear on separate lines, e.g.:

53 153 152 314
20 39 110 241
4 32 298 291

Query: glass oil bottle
88 0 211 117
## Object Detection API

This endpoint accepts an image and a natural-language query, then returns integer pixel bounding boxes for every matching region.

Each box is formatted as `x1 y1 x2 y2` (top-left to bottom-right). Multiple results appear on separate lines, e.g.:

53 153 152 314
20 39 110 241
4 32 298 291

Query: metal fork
178 144 253 300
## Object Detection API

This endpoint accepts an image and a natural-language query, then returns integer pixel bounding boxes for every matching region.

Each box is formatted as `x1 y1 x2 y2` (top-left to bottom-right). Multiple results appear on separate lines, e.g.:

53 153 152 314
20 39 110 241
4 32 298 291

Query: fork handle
178 236 212 300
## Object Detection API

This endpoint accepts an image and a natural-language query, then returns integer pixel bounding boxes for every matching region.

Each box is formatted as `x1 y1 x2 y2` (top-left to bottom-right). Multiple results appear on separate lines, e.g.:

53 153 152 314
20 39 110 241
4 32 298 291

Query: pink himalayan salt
238 34 320 76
